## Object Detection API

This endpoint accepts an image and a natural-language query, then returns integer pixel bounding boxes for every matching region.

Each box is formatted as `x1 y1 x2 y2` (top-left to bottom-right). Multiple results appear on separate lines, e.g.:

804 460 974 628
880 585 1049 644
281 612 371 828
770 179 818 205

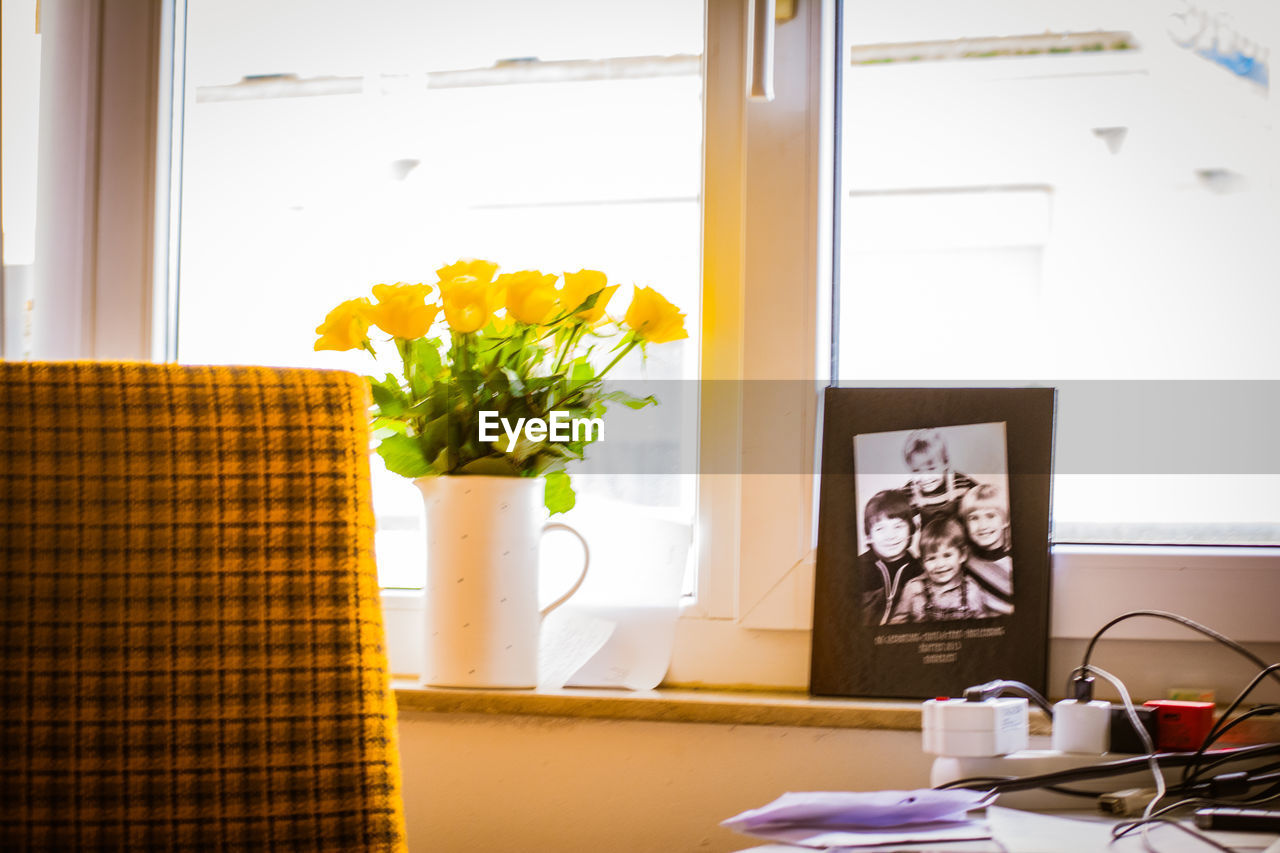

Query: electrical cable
1069 611 1279 850
1111 816 1238 853
1045 784 1113 799
961 679 1055 717
1076 610 1280 695
1184 705 1280 787
928 776 1103 800
931 624 1279 850
1206 704 1280 754
1087 665 1169 852
1181 661 1280 783
1112 782 1280 850
1182 747 1280 788
934 744 1280 794
1085 665 1273 853
1114 770 1280 831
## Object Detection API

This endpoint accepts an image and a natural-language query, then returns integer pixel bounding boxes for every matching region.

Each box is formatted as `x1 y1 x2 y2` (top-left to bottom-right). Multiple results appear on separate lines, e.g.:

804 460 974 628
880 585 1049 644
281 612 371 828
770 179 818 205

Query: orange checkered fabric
0 362 406 851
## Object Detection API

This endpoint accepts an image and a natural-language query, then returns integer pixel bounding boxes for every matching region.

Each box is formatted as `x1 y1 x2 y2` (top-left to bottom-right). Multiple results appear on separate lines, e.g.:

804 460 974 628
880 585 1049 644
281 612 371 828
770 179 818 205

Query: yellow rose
439 275 493 333
500 270 559 326
367 282 439 339
623 286 688 344
560 269 619 324
436 258 499 285
314 297 373 351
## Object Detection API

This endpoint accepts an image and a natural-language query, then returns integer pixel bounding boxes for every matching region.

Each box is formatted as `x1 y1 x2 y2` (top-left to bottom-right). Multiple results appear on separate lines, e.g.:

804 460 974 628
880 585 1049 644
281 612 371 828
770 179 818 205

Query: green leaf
375 433 431 479
543 470 576 516
570 358 596 383
430 446 456 475
570 289 601 316
457 455 521 477
406 338 441 398
411 337 443 376
602 389 658 410
419 414 449 460
500 367 526 395
367 374 408 416
370 417 409 439
504 432 543 464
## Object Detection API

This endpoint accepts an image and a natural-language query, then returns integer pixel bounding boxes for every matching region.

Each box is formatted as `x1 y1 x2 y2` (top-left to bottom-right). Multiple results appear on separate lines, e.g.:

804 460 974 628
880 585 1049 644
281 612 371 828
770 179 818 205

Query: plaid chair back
1 362 406 851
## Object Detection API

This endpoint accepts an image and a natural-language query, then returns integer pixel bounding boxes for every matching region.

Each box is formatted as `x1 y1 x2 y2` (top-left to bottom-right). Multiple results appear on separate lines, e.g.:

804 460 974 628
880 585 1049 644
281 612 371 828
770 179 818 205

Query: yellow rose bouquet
315 260 687 514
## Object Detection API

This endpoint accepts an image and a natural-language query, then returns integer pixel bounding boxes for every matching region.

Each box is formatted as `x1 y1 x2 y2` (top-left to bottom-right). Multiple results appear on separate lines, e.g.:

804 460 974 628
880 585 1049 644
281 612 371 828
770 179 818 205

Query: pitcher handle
538 521 590 617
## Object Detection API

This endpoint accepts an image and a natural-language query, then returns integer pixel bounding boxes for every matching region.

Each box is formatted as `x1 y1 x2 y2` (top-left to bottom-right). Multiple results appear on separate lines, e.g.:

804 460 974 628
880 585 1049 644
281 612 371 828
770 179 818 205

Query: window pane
177 0 704 586
1 0 41 359
837 0 1280 544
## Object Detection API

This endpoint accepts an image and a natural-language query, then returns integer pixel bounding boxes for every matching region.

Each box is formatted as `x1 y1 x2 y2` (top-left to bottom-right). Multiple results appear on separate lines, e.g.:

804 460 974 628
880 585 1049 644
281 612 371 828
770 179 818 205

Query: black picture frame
810 387 1056 699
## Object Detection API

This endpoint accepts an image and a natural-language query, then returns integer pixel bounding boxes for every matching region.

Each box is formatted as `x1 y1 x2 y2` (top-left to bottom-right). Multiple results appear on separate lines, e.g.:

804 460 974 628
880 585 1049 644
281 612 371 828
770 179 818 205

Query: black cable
933 775 1013 790
1077 610 1280 693
961 679 1055 717
1181 662 1280 782
1110 775 1280 843
1184 705 1280 786
1045 784 1112 799
1194 744 1280 771
1203 664 1280 747
931 776 1107 799
1245 770 1280 787
936 744 1280 795
1111 816 1238 853
1186 751 1280 790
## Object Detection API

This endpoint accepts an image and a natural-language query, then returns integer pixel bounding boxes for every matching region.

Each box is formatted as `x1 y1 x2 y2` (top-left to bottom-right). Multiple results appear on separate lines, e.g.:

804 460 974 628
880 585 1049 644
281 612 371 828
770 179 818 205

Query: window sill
392 681 1055 732
390 684 1280 749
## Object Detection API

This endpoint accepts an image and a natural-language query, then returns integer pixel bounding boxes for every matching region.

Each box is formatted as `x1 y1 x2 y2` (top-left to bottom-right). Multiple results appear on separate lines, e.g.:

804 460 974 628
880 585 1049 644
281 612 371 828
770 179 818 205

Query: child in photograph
857 489 923 627
901 429 978 526
959 483 1014 615
889 516 998 624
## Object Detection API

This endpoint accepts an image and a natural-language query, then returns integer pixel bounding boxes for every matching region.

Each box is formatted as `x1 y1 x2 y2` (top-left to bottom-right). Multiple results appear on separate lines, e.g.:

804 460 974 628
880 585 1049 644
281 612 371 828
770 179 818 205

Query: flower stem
395 338 412 387
553 323 584 374
452 331 471 376
599 337 638 378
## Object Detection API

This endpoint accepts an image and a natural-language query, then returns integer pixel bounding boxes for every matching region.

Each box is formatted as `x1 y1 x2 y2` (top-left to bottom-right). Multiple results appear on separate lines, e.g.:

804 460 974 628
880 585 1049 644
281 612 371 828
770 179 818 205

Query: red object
1143 700 1216 751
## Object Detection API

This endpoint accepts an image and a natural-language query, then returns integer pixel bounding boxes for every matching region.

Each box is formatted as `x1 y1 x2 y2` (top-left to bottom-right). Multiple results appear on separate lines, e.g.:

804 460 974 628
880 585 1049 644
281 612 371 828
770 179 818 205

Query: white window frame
31 0 167 361
34 0 1280 693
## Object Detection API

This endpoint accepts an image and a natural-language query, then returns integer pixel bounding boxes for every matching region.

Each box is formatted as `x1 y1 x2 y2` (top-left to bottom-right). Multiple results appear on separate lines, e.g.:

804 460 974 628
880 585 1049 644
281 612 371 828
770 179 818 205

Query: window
836 0 1280 546
1 0 41 360
23 0 1279 692
173 0 705 591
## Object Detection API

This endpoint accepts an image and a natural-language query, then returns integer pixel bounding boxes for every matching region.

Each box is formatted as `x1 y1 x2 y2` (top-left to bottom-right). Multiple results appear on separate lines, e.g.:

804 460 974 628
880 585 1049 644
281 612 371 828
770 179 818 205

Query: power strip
930 749 1177 811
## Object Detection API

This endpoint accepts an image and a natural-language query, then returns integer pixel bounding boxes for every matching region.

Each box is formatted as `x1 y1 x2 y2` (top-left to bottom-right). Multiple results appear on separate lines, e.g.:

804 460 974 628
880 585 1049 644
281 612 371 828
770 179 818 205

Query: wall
396 711 930 853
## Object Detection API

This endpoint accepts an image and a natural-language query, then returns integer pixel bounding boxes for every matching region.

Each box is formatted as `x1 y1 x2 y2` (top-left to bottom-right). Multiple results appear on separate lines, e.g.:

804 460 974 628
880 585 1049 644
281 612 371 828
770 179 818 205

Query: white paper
739 820 991 849
724 789 993 830
733 844 999 853
540 506 692 690
563 604 680 690
536 608 615 690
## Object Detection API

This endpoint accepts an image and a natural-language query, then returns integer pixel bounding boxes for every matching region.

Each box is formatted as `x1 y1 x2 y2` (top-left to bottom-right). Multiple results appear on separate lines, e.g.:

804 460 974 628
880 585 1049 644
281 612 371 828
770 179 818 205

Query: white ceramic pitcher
416 475 589 688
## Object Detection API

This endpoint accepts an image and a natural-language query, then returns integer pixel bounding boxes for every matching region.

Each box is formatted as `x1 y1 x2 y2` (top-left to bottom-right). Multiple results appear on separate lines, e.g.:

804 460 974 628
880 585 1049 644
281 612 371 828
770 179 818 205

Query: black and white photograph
811 388 1055 700
853 423 1013 628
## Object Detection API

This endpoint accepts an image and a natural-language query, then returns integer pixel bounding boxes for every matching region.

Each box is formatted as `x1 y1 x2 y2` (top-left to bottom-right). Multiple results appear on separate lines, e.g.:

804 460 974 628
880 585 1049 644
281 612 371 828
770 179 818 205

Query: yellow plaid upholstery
0 362 406 851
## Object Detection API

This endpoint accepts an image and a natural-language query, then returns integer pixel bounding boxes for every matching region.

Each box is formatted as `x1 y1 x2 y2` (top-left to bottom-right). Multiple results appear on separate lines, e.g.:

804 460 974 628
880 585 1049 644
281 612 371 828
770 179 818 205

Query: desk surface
735 806 1280 852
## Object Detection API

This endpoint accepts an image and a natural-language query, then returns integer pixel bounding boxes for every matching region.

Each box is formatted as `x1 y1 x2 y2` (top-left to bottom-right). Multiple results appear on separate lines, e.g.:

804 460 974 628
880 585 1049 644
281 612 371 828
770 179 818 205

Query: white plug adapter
1051 699 1111 754
922 697 1030 757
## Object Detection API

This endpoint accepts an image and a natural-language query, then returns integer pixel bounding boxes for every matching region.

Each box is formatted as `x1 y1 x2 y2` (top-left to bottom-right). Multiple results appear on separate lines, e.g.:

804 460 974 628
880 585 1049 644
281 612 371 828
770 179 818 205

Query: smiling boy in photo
856 489 922 626
889 515 997 624
901 429 978 526
960 483 1014 615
